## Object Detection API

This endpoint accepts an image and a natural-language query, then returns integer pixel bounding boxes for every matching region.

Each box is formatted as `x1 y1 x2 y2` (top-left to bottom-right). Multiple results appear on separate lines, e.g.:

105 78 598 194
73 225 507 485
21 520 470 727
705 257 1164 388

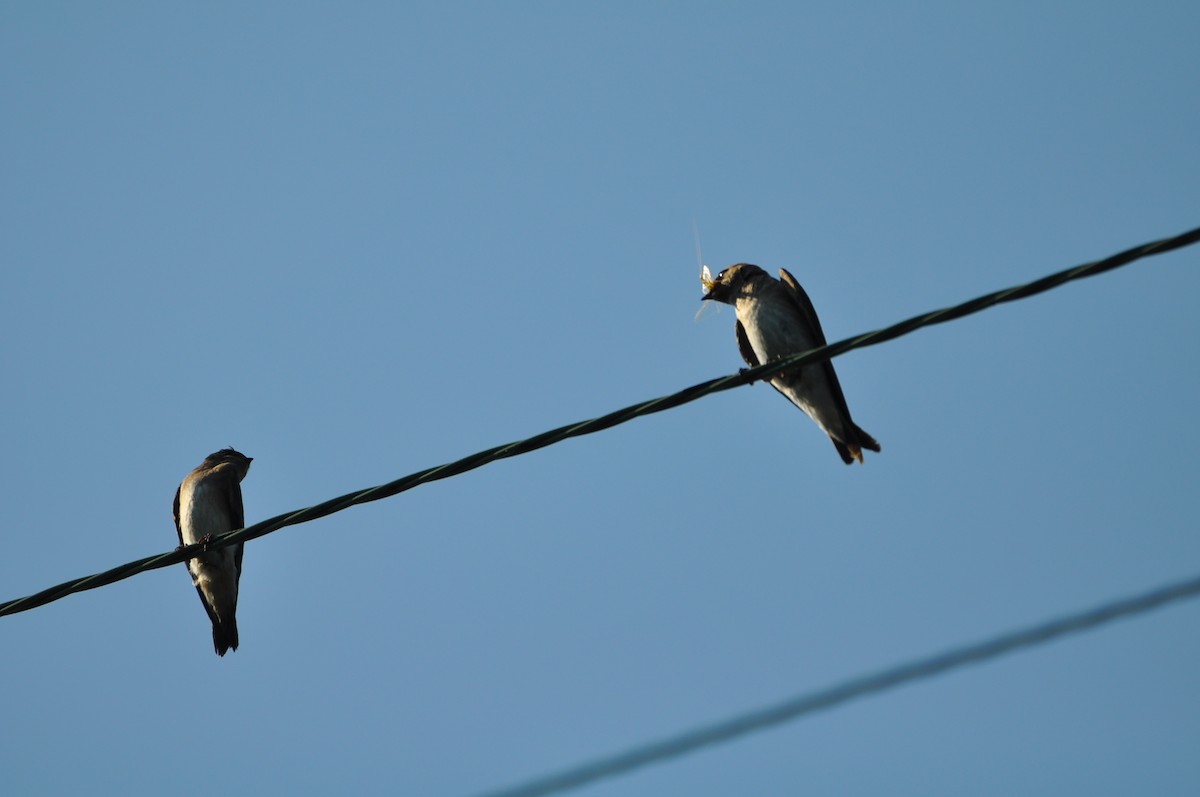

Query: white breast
178 479 232 546
738 297 817 364
736 292 846 438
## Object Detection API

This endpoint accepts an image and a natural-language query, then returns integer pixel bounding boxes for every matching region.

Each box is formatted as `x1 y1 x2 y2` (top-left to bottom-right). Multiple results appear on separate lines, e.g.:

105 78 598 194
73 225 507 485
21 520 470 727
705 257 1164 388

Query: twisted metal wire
473 571 1200 797
2 225 1196 618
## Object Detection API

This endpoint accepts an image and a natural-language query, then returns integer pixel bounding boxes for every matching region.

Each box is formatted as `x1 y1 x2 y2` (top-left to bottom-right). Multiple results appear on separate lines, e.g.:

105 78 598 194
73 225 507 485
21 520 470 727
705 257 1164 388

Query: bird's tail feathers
212 617 239 657
834 423 881 465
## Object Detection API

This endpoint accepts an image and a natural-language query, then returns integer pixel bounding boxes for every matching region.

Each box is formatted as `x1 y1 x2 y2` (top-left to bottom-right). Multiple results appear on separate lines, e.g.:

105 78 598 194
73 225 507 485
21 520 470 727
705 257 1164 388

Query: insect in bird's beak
692 221 720 320
695 264 720 321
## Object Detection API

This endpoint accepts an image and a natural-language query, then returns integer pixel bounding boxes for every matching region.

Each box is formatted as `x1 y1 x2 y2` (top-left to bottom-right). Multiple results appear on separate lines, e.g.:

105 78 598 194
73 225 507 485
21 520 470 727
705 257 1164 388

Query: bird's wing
172 484 184 547
776 268 855 416
777 268 829 347
227 475 246 578
735 320 761 369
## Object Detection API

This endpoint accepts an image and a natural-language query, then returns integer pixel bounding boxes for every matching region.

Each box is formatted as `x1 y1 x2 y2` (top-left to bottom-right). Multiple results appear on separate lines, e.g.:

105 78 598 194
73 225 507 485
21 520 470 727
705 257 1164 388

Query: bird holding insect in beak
702 264 880 464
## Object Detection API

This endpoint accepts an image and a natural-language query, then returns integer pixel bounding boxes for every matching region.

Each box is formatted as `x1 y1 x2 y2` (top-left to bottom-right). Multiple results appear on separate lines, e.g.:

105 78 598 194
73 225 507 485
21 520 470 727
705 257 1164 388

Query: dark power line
471 571 1200 797
1 225 1197 619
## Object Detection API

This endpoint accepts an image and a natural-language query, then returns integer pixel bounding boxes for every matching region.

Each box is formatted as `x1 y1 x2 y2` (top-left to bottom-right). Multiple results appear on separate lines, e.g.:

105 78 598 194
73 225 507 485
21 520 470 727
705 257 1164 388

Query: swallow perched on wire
701 264 880 464
173 448 253 655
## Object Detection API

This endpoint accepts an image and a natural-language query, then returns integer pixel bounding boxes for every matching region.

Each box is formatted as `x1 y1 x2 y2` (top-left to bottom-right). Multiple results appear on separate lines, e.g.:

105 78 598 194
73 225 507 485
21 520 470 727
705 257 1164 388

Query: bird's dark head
701 263 765 305
204 447 253 479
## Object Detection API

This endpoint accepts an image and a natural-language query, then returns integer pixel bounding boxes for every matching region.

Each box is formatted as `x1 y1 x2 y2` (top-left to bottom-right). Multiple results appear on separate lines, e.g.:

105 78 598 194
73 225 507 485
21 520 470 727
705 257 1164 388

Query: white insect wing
693 222 721 321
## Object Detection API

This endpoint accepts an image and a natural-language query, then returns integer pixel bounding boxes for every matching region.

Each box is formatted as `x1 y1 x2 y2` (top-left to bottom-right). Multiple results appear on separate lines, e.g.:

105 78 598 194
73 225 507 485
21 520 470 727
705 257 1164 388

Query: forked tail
833 423 882 465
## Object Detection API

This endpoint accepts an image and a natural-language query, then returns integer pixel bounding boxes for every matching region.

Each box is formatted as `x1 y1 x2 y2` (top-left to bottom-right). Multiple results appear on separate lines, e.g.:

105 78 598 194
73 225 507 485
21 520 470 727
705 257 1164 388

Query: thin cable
472 572 1200 797
1 226 1197 618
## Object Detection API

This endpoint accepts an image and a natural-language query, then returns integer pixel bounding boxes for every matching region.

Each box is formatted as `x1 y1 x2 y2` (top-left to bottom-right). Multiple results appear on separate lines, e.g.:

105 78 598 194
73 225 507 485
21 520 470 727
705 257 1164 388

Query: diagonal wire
470 571 1200 797
1 226 1197 618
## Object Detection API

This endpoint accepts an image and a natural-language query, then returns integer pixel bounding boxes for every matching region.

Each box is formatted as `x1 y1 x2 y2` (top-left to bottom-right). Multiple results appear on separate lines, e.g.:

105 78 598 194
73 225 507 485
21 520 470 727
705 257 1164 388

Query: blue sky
2 3 1198 795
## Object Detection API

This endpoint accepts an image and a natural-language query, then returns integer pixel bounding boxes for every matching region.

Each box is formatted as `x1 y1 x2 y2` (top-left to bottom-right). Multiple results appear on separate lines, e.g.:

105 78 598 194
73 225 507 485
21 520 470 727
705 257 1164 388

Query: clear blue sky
2 3 1198 795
